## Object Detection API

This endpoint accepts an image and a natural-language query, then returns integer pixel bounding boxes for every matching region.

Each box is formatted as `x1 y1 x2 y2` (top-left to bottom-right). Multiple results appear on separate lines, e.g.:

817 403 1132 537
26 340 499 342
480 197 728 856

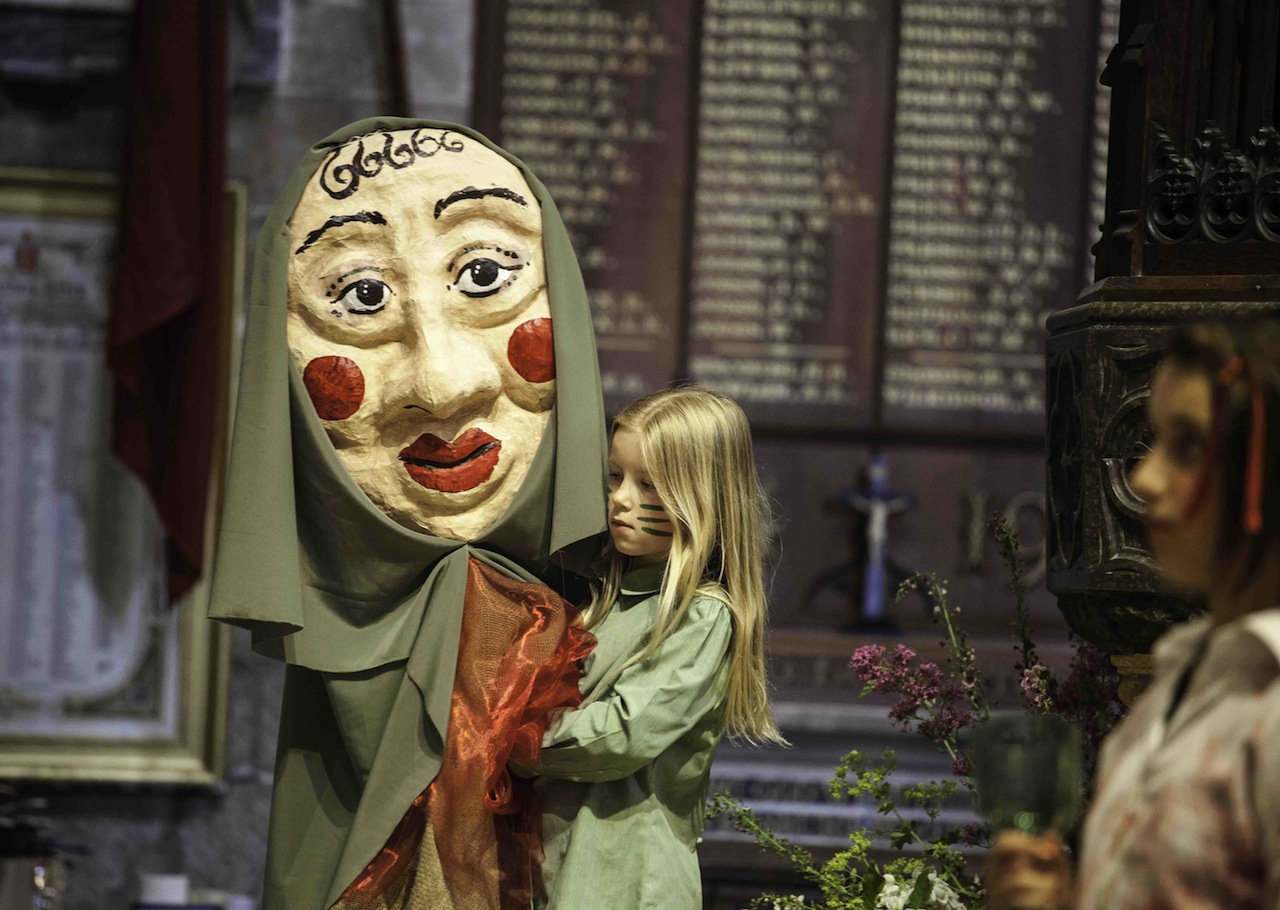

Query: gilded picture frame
0 168 245 784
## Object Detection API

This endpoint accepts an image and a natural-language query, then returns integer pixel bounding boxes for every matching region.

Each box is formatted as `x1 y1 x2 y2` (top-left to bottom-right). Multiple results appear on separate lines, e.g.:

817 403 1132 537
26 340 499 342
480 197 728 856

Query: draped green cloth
208 117 606 910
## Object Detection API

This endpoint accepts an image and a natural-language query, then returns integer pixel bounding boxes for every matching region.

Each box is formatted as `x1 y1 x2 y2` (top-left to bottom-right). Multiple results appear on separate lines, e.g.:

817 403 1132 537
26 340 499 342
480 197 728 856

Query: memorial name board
476 0 1104 435
879 0 1095 435
479 0 695 414
686 0 895 428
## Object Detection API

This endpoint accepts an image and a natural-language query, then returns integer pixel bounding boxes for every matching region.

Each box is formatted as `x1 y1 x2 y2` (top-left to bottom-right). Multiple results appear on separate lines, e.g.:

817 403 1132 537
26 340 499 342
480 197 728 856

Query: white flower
925 873 966 910
874 871 966 910
875 874 905 910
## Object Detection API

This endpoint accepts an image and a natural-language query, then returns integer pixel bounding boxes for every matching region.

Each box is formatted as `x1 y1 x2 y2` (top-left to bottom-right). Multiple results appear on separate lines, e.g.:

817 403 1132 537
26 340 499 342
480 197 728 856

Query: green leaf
889 829 911 850
905 871 934 909
860 866 885 903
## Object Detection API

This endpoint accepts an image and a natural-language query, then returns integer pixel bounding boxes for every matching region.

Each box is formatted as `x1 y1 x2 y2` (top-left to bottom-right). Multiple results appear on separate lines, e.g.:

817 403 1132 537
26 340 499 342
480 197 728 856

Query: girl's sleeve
535 596 732 782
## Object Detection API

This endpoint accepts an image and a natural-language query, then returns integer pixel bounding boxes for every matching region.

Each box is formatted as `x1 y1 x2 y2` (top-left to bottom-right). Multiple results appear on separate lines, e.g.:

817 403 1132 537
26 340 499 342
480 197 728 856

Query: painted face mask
210 118 606 910
286 129 556 539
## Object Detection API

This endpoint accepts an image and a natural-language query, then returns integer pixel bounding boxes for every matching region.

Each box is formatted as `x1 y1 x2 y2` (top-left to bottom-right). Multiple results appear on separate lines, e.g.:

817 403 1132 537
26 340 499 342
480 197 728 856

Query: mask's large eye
455 257 523 298
337 278 390 314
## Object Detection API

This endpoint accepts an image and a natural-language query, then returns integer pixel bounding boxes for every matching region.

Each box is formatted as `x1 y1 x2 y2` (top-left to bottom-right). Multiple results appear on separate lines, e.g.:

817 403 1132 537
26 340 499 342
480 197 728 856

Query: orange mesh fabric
337 791 429 906
335 557 595 910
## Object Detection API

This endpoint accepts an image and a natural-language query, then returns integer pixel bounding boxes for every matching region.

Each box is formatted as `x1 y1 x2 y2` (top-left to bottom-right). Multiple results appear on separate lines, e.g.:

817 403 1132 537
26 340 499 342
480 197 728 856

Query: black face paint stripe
637 517 670 524
639 504 666 512
640 528 673 538
295 211 388 255
434 186 529 219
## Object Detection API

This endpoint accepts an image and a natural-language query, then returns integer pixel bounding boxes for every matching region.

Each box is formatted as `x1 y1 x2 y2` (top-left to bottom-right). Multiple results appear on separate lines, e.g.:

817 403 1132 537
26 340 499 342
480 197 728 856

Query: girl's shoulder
689 583 732 621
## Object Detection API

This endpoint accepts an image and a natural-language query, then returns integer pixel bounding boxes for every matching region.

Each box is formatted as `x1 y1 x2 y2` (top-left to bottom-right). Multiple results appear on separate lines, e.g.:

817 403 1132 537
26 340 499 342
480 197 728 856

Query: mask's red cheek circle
507 318 555 383
303 355 365 420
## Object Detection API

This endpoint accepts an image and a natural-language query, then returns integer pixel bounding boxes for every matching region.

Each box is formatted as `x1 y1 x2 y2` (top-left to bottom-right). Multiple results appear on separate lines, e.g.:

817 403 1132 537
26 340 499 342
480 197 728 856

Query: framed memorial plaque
0 169 244 784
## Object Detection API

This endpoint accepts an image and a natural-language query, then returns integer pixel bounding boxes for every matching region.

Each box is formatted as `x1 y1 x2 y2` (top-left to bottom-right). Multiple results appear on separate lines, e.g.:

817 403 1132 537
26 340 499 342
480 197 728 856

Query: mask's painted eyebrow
294 210 387 255
433 186 529 220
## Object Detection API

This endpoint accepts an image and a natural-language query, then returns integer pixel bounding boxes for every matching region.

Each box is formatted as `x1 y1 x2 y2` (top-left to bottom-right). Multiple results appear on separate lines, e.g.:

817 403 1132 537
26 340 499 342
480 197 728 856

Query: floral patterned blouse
1077 609 1280 909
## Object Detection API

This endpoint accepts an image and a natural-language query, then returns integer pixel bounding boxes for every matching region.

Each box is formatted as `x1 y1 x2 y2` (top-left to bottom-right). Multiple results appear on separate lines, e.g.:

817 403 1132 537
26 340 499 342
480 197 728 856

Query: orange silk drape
338 558 595 909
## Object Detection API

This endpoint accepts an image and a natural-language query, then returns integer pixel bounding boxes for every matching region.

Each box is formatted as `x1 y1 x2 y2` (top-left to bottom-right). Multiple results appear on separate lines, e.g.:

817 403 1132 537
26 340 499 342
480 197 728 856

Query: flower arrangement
708 518 1126 909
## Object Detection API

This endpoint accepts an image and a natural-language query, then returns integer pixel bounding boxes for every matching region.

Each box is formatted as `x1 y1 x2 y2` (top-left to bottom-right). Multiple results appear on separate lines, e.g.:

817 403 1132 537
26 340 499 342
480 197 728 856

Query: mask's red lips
399 428 501 493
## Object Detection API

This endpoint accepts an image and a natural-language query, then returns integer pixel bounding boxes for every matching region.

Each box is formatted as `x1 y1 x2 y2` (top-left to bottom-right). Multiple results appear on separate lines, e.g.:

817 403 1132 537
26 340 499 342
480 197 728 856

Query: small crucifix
838 454 915 631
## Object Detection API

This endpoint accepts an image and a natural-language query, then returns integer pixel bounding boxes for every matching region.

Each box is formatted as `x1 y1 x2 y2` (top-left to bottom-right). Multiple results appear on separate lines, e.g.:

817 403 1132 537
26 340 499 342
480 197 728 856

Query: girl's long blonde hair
581 386 785 745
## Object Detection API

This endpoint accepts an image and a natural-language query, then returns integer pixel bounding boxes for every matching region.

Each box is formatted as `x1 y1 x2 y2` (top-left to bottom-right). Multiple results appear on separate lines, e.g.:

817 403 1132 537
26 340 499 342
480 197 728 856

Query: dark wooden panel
476 0 697 415
879 0 1098 436
684 0 899 429
474 0 1107 435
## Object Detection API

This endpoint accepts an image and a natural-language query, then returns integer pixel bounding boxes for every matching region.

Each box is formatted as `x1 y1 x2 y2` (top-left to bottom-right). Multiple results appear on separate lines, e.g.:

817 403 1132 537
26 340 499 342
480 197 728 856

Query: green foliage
994 516 1035 676
905 872 935 909
707 581 984 907
706 518 1123 909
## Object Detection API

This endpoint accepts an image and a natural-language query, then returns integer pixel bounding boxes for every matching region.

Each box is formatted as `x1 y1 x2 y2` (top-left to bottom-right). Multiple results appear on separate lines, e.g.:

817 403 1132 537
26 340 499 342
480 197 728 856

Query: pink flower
960 821 985 846
1055 642 1124 744
849 638 979 742
850 645 886 680
918 702 974 741
1020 663 1057 713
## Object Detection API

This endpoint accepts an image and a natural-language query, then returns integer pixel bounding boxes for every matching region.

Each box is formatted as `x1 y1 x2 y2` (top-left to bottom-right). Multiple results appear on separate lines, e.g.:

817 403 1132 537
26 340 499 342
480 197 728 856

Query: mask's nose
385 307 502 421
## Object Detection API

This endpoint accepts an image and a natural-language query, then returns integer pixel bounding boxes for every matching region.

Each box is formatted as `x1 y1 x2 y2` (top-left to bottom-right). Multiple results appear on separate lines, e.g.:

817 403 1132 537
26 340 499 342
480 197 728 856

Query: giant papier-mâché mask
286 128 555 540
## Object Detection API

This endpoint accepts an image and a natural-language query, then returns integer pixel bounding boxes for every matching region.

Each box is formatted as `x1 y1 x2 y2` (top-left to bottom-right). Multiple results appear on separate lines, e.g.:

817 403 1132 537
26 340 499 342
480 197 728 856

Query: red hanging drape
108 0 229 604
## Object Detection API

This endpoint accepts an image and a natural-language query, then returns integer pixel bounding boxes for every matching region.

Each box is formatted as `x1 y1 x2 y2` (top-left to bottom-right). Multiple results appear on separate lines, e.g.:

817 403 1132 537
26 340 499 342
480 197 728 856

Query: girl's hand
984 830 1073 910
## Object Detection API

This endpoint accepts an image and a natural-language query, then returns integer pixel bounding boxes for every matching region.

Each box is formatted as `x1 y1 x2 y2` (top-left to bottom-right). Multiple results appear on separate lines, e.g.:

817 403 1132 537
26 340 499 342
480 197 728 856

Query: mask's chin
356 459 524 541
404 496 514 541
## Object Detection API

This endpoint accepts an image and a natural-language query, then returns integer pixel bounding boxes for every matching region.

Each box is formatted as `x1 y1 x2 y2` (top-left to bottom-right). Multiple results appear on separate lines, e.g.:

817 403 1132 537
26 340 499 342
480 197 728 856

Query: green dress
207 116 607 910
533 564 733 910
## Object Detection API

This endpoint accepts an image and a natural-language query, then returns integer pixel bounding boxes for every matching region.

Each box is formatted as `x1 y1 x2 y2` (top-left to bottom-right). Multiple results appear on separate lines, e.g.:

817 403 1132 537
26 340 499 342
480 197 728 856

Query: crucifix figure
839 454 916 631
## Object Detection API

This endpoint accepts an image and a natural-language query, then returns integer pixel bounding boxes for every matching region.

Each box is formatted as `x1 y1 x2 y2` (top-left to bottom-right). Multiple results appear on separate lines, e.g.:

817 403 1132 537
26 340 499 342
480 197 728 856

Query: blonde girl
525 386 784 910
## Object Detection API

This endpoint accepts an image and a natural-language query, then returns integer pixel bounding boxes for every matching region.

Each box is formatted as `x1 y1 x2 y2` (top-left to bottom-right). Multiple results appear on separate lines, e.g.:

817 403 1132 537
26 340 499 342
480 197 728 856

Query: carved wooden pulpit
1047 0 1280 701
